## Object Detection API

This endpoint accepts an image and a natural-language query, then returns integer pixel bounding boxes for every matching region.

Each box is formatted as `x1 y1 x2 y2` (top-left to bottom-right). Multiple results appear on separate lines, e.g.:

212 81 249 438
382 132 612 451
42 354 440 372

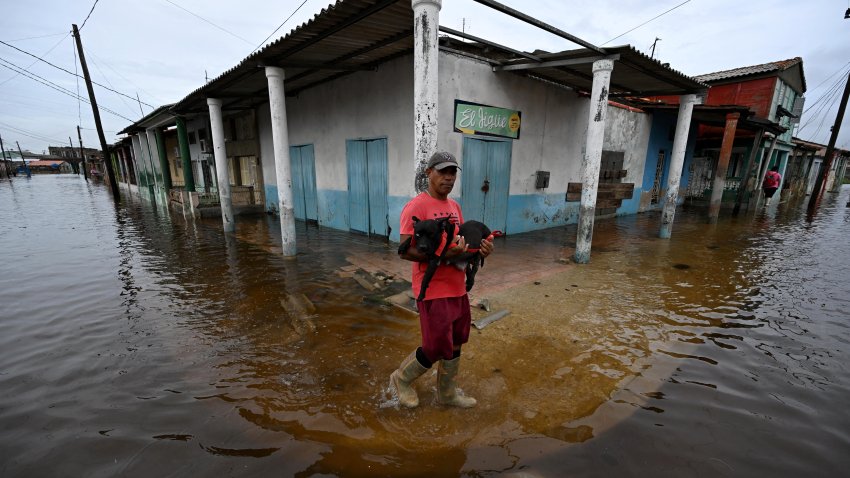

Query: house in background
646 58 807 211
691 58 806 207
28 160 73 174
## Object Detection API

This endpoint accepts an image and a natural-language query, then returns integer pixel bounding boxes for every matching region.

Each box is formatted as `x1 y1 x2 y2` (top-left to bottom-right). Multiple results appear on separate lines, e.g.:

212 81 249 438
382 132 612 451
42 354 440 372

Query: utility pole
72 23 119 199
68 136 79 174
808 69 850 212
77 125 89 181
0 132 10 179
16 141 31 178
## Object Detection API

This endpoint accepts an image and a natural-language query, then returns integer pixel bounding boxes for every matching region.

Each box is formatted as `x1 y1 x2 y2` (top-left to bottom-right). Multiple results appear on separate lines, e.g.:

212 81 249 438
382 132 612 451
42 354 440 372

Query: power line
251 0 310 54
0 39 154 108
85 48 164 105
602 0 694 46
79 0 101 31
86 51 140 118
164 0 253 45
0 121 66 144
0 57 134 122
807 60 850 93
0 32 69 88
3 32 68 42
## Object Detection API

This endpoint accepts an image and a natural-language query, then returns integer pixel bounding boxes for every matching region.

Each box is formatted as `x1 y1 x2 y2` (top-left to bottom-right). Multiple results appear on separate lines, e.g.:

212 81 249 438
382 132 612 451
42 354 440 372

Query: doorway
346 138 388 237
460 137 512 233
290 144 319 223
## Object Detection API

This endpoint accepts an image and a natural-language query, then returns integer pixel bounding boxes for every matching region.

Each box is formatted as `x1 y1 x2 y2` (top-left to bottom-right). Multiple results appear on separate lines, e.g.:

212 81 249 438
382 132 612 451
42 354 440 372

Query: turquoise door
289 144 319 223
460 137 511 233
346 138 389 237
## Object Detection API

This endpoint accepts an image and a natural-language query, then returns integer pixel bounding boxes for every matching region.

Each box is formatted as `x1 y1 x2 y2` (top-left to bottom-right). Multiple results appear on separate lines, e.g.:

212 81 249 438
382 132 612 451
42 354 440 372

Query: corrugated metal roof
117 104 175 134
694 57 803 83
482 43 707 97
168 0 705 115
173 0 413 114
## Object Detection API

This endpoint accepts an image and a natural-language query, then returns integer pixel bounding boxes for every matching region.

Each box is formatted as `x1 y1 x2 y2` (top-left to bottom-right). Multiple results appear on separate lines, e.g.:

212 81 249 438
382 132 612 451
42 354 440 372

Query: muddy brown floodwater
1 174 849 477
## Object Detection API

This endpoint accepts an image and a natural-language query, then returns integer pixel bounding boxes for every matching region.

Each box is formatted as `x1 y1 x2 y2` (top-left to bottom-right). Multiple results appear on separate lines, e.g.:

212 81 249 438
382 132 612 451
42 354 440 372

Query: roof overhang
166 0 706 117
172 0 414 115
118 104 176 134
490 45 707 98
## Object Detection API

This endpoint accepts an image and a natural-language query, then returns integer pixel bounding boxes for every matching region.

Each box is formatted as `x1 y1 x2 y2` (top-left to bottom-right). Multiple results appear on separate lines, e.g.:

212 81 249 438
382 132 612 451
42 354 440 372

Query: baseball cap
426 151 461 171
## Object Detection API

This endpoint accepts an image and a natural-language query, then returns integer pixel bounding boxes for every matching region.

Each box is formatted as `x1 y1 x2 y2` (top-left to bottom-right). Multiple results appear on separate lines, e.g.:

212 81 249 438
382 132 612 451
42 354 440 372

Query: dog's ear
412 216 420 224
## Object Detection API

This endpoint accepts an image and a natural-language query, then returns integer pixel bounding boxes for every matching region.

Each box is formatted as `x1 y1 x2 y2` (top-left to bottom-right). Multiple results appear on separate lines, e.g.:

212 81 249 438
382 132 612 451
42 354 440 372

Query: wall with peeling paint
602 104 652 216
255 55 415 234
247 49 664 240
437 51 592 233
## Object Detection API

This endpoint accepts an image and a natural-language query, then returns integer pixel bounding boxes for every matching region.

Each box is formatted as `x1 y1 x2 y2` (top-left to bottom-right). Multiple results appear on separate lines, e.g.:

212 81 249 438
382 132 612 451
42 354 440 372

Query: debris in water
473 309 510 329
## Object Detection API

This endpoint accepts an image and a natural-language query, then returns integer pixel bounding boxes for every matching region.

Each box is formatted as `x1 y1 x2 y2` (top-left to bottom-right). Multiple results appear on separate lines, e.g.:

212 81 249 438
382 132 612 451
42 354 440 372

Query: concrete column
574 58 614 264
830 157 847 193
776 151 790 197
707 112 740 222
207 98 235 233
175 117 196 191
141 130 160 192
732 131 764 215
120 146 134 186
155 127 172 191
659 94 697 239
131 134 147 188
755 136 779 207
412 0 441 194
265 66 297 257
804 151 817 194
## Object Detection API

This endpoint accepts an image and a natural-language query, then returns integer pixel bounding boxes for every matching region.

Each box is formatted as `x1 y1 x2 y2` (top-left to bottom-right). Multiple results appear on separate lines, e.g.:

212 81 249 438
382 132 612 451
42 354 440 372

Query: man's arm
399 234 468 262
399 234 427 262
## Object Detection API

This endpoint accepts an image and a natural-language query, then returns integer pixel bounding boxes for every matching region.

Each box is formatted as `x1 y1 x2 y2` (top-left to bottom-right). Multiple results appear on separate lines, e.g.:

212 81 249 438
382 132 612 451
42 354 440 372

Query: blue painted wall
634 111 698 212
506 193 580 233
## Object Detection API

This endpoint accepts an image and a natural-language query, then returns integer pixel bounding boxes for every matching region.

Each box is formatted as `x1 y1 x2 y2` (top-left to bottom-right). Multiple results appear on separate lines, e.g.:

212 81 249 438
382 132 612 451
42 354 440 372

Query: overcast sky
2 0 849 155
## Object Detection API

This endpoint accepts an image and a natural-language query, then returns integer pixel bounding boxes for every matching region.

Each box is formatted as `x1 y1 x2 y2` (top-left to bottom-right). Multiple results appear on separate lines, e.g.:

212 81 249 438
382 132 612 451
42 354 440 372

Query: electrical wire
0 39 154 108
164 0 253 45
79 0 101 31
0 121 66 144
0 32 70 88
602 0 694 46
3 32 68 42
0 58 134 122
251 0 310 54
86 51 141 118
84 48 164 105
798 68 849 134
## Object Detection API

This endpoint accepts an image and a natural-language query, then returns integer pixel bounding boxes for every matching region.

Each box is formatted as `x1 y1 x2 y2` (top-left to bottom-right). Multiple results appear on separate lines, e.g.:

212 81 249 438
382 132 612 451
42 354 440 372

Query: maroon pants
416 295 471 362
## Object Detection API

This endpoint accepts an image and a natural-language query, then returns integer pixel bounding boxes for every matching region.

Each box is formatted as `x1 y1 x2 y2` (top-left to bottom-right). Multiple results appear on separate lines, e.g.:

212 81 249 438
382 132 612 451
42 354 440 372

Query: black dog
451 220 492 293
399 216 493 301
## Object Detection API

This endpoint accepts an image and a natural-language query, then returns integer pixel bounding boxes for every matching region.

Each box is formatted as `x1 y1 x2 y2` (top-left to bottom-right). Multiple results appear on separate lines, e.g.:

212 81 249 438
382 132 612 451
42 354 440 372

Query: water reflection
1 176 849 476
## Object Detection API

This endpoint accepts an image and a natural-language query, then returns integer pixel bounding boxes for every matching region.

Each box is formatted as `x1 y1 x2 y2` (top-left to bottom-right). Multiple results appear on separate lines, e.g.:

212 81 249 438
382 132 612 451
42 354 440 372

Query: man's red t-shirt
400 192 466 301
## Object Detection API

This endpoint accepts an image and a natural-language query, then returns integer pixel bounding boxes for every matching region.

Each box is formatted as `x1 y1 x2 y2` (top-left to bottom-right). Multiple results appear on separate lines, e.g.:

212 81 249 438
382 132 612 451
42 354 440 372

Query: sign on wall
453 100 521 140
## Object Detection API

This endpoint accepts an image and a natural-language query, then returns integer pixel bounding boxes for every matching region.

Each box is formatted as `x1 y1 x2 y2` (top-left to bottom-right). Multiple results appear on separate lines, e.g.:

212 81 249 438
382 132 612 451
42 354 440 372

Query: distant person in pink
763 165 782 206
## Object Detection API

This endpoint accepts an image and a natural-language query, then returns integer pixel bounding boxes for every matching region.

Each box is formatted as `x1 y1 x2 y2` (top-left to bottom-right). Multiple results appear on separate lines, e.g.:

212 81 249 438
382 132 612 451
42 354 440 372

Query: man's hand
479 237 494 258
444 236 467 259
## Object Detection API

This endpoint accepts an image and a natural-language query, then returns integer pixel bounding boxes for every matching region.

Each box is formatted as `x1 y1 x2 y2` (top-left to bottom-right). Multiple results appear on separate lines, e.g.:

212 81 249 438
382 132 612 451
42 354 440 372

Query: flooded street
2 174 849 477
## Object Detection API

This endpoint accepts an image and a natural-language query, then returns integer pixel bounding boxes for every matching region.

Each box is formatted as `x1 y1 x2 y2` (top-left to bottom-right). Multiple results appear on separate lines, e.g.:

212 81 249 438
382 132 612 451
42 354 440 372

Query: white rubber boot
390 350 429 408
437 357 477 408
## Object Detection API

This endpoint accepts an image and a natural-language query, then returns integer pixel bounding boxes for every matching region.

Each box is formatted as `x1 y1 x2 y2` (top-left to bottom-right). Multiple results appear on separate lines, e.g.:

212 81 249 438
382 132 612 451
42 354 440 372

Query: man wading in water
390 151 494 408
